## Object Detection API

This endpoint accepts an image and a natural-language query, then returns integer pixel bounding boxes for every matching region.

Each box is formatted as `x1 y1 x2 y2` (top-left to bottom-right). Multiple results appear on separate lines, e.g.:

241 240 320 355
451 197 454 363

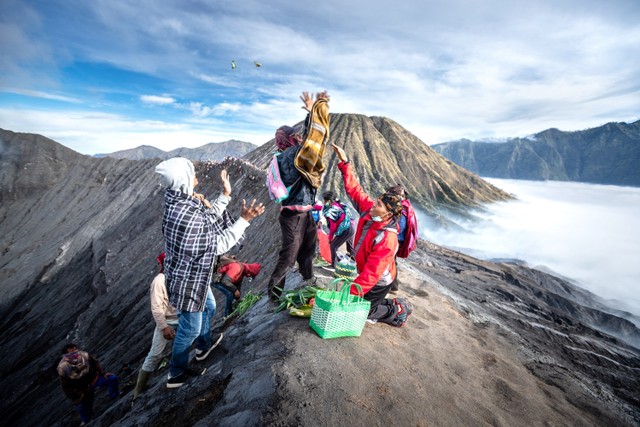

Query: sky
426 179 640 318
1 0 639 155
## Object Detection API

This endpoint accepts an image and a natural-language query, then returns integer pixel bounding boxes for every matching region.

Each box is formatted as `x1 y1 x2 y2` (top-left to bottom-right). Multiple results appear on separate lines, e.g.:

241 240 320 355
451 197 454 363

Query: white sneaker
195 332 224 361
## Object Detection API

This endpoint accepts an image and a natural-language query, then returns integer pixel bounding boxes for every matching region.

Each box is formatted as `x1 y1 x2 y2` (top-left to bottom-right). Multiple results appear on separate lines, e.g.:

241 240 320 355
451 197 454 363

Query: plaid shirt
162 190 238 312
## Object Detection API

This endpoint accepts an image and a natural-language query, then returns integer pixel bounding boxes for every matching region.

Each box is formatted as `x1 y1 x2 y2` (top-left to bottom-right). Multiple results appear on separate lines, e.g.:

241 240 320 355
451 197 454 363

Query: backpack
335 202 352 236
266 153 294 203
397 200 418 258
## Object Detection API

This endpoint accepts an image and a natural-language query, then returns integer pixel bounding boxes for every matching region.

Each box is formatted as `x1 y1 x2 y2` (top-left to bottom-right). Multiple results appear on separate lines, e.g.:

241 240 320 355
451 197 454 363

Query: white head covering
154 157 195 196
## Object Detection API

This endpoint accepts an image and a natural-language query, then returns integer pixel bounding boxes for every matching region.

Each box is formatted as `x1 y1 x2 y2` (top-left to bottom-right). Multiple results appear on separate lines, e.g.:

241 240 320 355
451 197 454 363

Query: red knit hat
157 252 166 272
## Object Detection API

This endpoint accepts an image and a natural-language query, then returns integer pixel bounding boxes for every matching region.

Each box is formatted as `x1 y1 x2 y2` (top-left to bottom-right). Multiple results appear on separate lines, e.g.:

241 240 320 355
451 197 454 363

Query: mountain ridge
98 139 257 161
432 120 640 186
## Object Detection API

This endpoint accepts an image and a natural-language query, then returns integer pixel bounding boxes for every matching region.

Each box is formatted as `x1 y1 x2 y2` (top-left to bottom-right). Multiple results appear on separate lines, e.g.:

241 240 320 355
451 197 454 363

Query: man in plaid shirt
155 157 264 388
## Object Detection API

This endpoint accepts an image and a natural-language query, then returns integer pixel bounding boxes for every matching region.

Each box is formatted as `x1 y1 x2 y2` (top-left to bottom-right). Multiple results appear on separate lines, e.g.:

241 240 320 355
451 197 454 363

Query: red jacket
217 262 262 293
338 161 398 295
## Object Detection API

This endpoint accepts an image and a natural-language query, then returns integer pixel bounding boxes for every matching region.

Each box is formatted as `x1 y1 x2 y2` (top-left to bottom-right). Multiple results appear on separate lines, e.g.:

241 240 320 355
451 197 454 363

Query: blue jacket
278 145 316 211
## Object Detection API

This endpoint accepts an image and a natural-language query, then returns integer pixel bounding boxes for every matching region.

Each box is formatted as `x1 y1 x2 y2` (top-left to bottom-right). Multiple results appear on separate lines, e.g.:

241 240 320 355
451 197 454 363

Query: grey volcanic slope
0 129 639 426
102 140 257 162
244 114 512 219
432 120 640 186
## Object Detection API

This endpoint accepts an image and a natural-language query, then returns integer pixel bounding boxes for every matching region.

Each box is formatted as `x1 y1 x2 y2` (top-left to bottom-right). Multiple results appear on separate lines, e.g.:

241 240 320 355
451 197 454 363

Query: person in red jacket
213 255 262 316
331 144 413 327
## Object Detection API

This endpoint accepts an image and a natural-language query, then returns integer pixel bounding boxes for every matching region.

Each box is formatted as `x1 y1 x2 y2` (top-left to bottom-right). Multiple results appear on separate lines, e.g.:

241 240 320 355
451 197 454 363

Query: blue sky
1 0 639 155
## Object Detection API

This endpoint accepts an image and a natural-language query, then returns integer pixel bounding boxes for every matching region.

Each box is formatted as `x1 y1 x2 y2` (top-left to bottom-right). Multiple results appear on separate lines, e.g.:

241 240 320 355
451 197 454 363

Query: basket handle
329 277 350 291
339 281 364 305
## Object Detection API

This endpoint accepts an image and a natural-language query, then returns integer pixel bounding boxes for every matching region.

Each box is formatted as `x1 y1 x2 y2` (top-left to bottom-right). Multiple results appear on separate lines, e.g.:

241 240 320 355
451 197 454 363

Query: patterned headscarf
275 126 302 152
385 184 408 199
380 192 404 218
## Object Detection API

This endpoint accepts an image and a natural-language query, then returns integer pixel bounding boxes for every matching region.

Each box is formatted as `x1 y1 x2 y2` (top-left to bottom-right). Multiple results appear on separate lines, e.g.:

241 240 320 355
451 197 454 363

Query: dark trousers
330 226 355 266
268 210 317 297
76 373 119 423
364 282 397 324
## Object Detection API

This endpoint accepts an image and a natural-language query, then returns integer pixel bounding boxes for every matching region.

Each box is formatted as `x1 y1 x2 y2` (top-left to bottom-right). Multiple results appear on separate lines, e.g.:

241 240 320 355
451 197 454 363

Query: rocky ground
43 246 640 427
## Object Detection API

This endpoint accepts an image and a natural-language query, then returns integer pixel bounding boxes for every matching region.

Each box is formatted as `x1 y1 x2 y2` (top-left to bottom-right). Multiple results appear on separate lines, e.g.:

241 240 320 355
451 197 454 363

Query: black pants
364 282 397 324
330 226 355 266
268 210 317 297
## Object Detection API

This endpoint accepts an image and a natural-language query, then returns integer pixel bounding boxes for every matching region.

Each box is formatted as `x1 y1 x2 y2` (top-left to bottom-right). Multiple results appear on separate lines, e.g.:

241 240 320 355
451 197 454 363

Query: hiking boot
195 333 224 361
133 369 152 398
390 298 413 327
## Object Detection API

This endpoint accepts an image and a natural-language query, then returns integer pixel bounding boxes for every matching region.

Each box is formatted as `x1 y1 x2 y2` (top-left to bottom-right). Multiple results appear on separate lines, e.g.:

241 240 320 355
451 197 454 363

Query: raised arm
332 144 375 214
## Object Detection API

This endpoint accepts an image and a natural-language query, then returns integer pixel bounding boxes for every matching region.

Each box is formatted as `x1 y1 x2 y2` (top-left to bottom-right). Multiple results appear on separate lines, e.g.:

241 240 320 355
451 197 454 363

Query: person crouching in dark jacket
57 343 119 425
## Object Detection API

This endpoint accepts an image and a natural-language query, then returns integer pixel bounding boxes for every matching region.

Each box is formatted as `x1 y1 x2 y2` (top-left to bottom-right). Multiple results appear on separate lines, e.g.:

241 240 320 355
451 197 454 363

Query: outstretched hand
300 91 314 112
221 170 231 196
300 91 330 112
331 143 348 162
240 199 265 222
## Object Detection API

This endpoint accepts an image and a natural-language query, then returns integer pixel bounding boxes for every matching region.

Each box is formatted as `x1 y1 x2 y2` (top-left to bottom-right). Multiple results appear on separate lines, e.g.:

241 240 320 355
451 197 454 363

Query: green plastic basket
309 278 371 339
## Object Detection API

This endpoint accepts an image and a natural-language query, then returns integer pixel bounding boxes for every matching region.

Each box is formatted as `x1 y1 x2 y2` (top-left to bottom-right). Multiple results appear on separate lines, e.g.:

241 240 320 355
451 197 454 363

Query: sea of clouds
425 179 640 316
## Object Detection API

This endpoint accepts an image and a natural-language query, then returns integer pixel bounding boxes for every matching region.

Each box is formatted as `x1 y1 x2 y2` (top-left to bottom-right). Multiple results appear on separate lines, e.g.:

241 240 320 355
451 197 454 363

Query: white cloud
0 107 266 154
2 88 81 103
140 95 175 105
428 179 640 316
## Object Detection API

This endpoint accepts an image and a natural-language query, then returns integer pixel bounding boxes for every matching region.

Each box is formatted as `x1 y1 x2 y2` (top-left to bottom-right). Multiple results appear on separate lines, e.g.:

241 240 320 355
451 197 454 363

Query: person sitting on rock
57 343 119 426
212 255 262 317
321 191 356 267
155 158 264 389
331 143 413 327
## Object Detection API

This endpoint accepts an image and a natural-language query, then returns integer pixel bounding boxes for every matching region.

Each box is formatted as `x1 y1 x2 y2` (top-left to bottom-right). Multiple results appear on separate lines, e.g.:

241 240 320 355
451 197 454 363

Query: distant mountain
432 120 640 186
100 139 257 161
245 114 512 220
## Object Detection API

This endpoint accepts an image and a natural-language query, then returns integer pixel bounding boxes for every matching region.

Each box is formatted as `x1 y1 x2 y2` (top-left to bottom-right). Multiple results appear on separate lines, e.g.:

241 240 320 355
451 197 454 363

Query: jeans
169 288 215 377
213 283 235 316
141 320 179 372
195 287 216 351
76 373 119 423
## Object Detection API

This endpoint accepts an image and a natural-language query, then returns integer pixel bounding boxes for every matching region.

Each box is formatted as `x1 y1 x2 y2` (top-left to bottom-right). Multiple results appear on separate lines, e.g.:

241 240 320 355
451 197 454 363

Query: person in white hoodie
155 157 264 389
